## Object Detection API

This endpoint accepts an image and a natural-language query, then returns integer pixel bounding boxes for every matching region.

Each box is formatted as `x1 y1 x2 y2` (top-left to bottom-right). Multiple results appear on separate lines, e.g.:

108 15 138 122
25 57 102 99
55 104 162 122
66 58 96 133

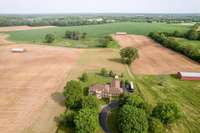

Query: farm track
0 32 82 133
113 34 200 75
0 26 55 32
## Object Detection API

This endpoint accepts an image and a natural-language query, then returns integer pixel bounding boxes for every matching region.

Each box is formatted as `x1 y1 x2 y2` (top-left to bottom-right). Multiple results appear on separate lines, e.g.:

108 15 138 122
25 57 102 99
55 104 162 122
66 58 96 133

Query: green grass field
8 22 190 48
136 75 200 133
174 37 200 49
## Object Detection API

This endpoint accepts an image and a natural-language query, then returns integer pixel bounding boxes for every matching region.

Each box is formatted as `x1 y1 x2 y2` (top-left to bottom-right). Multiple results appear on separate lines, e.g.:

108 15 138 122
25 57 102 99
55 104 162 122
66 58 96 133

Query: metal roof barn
177 72 200 80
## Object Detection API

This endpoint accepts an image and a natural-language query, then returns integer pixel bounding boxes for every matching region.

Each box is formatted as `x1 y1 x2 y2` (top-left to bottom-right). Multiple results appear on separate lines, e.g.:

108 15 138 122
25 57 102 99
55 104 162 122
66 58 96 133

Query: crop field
173 37 200 49
0 44 81 133
113 35 200 74
136 75 200 133
7 22 190 47
67 48 126 80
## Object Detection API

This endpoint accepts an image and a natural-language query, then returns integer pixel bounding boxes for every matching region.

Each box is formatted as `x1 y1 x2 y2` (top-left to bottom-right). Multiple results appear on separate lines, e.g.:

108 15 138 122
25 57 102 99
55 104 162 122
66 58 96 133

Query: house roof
178 72 200 78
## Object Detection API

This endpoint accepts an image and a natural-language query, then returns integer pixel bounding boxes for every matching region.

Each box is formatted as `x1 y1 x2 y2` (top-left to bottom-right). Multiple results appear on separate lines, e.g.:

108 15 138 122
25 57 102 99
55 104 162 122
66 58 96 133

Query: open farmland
136 75 200 133
0 44 81 133
113 35 200 74
7 22 189 47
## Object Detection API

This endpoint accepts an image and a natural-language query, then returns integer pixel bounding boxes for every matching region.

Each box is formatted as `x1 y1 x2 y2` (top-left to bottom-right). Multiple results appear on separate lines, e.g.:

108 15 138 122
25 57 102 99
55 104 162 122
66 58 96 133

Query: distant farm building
177 72 200 80
11 48 25 53
89 76 123 99
116 32 127 35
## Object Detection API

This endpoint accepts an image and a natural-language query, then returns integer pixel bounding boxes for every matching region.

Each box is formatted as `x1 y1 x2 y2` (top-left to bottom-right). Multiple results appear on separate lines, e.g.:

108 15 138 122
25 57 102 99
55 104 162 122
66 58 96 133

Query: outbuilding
116 32 127 35
177 72 200 80
11 48 26 53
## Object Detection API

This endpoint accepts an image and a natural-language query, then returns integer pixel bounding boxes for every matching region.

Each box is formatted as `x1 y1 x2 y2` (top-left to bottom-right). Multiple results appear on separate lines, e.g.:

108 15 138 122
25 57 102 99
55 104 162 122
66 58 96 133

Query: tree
45 33 55 43
100 68 108 76
63 80 83 109
58 110 75 127
148 117 164 133
118 105 148 133
120 47 139 65
74 108 98 133
81 32 87 39
109 70 115 77
98 35 113 47
119 94 147 110
80 72 88 82
65 31 72 38
81 96 100 110
152 101 181 124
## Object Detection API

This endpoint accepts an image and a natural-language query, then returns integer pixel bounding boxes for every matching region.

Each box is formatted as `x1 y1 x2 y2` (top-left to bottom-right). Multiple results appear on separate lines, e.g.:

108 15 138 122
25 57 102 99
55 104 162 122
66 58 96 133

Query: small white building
11 48 25 53
116 32 127 35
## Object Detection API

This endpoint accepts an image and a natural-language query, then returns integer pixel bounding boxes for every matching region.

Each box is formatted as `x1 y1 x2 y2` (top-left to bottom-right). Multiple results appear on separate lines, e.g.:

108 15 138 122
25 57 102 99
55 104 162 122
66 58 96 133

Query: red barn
177 72 200 80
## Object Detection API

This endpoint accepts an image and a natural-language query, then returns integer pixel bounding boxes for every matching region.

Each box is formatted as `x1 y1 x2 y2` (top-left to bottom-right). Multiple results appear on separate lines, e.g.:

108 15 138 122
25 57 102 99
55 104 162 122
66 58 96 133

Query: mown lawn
174 37 200 49
8 22 190 48
135 75 200 133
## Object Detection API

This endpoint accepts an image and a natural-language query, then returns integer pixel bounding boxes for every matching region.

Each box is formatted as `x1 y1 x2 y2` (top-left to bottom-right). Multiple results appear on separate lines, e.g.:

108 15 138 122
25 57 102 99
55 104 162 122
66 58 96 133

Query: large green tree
152 101 181 124
63 80 83 109
120 47 139 65
74 108 98 133
118 105 148 133
119 94 147 110
81 96 100 110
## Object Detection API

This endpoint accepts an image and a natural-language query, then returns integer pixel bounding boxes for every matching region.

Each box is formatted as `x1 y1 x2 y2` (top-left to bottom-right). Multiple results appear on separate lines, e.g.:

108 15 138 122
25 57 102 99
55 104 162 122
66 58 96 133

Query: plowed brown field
0 44 81 133
113 35 200 74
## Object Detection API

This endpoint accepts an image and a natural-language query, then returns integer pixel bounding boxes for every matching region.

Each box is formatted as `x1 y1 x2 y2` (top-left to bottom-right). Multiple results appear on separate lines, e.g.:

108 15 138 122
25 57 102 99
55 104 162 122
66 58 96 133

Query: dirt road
0 26 55 33
113 35 200 74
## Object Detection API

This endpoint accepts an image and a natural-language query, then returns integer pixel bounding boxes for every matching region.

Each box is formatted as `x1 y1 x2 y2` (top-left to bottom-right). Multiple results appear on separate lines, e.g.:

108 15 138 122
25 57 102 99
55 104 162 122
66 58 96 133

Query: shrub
118 105 148 133
45 33 55 43
98 35 113 47
100 68 108 76
80 72 88 82
74 108 98 133
148 117 164 133
152 101 181 124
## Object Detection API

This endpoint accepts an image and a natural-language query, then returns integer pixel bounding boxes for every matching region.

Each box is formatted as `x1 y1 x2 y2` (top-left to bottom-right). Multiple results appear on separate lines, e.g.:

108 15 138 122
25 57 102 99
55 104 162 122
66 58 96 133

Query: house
177 72 200 80
89 76 123 99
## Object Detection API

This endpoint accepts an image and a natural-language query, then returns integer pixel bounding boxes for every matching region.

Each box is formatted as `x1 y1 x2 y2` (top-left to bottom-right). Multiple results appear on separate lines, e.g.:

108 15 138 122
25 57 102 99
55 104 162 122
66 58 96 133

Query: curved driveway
99 101 119 133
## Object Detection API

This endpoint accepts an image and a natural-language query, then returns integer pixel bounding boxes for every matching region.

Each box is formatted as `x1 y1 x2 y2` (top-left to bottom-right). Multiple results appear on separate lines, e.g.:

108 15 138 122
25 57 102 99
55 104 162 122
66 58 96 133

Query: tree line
149 32 200 63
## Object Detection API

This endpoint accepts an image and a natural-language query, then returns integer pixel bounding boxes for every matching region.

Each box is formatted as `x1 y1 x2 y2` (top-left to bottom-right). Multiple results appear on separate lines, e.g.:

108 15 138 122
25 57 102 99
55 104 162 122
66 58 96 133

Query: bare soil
0 44 81 133
113 35 200 74
0 26 55 32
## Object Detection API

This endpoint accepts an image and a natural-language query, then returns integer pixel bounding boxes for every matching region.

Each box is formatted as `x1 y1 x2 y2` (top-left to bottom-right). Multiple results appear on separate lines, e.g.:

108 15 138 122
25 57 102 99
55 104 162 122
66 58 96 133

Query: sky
0 0 200 14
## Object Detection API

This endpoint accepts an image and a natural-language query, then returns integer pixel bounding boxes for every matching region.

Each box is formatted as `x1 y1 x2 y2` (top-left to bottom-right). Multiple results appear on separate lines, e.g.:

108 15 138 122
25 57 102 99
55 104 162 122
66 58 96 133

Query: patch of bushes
65 31 87 40
45 33 55 43
98 35 117 48
151 101 181 124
